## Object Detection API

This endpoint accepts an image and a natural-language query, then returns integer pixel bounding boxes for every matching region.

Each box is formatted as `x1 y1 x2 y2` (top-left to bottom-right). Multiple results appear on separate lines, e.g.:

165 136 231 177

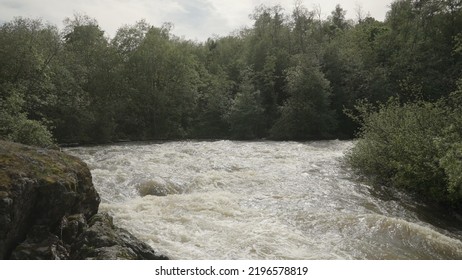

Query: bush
9 118 55 148
0 88 54 148
347 93 462 207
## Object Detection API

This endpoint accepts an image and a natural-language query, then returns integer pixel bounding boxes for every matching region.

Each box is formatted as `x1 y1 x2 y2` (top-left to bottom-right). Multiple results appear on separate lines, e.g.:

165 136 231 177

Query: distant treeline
1 0 461 146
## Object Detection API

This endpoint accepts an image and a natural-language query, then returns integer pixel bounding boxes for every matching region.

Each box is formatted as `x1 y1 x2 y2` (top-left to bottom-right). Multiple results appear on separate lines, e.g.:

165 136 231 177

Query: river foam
68 140 462 259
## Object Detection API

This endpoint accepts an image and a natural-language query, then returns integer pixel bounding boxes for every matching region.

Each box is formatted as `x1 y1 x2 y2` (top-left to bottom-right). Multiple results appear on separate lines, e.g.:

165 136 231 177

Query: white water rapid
67 140 462 259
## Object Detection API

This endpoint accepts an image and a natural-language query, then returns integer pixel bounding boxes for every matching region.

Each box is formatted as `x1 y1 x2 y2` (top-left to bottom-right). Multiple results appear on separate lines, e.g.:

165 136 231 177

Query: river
66 140 462 259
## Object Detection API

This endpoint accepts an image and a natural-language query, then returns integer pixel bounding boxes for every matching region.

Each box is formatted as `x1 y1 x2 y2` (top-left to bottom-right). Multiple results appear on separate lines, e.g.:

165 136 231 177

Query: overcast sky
0 0 395 41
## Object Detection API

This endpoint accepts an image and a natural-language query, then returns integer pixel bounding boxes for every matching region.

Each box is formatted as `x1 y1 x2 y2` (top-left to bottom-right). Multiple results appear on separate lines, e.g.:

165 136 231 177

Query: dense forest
0 1 461 206
1 0 459 145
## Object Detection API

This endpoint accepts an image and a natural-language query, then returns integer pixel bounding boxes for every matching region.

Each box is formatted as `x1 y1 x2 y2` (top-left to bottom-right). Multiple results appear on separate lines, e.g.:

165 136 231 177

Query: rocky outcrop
0 140 167 260
71 213 166 260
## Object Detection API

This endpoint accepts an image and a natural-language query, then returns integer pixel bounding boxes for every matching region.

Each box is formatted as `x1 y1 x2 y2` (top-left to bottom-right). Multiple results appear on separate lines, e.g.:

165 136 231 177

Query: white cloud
0 0 394 41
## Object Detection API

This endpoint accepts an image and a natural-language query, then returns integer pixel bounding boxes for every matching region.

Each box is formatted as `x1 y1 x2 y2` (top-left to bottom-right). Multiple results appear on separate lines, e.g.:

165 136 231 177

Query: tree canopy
0 0 460 145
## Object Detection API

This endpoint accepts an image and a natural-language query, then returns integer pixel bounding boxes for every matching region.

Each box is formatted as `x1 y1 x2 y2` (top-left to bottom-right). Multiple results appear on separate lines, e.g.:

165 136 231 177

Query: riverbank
0 140 168 259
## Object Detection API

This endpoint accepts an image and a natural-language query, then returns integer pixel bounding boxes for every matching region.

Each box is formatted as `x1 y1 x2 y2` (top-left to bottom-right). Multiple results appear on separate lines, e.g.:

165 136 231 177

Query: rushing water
67 140 462 259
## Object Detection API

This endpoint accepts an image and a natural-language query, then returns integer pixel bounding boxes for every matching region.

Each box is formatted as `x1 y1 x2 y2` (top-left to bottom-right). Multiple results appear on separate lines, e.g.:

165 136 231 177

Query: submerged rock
136 178 183 197
0 140 167 260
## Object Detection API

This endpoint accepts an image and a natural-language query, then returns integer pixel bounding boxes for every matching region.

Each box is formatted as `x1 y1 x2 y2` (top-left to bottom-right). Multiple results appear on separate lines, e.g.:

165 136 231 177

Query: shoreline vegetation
346 89 462 213
1 0 462 248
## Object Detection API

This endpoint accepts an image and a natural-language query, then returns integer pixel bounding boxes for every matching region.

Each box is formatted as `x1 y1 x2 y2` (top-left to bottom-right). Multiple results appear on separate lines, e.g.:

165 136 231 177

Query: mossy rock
0 140 100 259
0 140 166 260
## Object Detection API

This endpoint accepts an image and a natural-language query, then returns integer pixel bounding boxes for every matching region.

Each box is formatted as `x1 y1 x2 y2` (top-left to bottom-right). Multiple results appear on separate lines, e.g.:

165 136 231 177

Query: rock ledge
0 140 167 260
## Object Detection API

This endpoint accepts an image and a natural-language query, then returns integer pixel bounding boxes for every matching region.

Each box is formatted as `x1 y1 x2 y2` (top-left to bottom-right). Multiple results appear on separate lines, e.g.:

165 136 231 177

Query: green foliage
122 26 199 139
436 83 462 200
8 118 54 147
0 1 461 145
384 0 462 101
271 58 336 140
0 84 54 147
347 91 462 206
192 68 232 138
226 70 265 139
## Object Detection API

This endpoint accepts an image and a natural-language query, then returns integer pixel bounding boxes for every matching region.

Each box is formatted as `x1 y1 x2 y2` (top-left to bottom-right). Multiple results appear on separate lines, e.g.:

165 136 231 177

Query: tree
0 18 58 146
192 66 232 138
321 16 392 137
122 25 199 139
52 14 118 143
226 69 265 139
328 4 351 34
384 0 462 101
247 5 291 133
271 56 336 140
112 20 151 59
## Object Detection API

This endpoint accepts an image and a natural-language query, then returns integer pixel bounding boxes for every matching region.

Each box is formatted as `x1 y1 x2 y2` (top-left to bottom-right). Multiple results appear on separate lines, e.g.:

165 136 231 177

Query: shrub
9 118 55 148
0 88 54 148
347 93 462 207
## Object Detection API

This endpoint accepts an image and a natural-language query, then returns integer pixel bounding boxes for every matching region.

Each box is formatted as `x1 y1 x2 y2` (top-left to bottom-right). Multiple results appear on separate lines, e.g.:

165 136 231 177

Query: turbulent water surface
67 140 462 259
